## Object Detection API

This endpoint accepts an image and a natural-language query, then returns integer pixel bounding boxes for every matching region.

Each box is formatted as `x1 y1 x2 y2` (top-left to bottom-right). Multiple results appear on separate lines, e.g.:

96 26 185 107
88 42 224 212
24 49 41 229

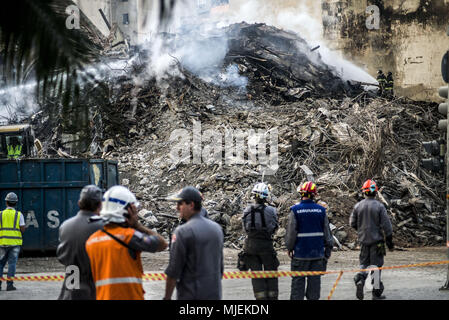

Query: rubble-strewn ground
30 22 445 250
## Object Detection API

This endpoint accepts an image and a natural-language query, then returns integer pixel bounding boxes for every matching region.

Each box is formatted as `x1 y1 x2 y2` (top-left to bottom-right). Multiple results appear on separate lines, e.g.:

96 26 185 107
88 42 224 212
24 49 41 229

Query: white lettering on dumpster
25 211 39 228
47 210 60 229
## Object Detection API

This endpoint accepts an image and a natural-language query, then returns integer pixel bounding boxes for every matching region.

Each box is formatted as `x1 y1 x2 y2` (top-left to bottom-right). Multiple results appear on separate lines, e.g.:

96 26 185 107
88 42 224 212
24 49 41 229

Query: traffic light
438 85 448 131
421 84 448 173
421 139 444 172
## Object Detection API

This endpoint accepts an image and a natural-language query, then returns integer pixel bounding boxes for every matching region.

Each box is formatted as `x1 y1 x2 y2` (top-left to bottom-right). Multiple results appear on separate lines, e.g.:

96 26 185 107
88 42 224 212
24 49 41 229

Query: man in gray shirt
349 179 393 300
56 185 104 300
164 186 224 300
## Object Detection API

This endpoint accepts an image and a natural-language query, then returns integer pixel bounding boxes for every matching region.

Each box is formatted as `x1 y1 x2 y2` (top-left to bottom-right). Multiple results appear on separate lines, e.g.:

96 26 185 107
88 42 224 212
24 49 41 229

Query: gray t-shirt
165 213 224 300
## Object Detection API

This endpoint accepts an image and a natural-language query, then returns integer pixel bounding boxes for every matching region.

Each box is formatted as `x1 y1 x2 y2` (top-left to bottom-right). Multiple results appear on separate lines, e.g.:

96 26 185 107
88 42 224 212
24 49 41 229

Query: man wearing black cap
163 186 224 300
56 185 104 300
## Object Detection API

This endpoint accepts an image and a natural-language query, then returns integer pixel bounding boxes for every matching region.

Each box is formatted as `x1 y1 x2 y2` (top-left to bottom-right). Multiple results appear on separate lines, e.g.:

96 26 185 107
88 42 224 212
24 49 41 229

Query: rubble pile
103 94 444 250
223 22 357 100
31 23 445 250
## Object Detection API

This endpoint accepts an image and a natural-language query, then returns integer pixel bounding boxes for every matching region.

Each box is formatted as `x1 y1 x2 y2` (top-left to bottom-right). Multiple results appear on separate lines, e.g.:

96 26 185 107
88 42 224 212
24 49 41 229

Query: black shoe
356 281 364 300
372 294 386 300
6 285 16 291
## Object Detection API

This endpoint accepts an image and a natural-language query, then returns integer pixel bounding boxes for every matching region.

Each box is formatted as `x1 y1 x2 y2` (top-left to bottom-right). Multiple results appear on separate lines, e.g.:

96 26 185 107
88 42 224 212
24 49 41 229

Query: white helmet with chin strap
251 182 270 199
100 185 140 223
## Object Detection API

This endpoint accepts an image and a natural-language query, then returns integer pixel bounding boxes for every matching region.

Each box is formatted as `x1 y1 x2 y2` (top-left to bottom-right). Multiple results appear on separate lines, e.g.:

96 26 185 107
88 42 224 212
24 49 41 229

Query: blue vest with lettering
290 199 326 259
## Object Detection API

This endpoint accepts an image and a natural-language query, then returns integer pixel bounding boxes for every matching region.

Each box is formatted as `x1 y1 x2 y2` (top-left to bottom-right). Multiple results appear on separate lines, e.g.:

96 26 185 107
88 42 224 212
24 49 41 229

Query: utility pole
441 84 449 290
439 25 449 290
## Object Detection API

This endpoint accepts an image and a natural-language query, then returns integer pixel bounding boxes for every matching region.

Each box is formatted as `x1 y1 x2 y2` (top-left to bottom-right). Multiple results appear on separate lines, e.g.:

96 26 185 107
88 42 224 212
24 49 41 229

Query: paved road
1 247 449 300
1 264 449 300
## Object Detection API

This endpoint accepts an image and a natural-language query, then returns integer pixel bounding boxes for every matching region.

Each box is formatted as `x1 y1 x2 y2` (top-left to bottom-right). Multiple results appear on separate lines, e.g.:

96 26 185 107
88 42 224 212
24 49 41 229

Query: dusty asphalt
1 246 449 300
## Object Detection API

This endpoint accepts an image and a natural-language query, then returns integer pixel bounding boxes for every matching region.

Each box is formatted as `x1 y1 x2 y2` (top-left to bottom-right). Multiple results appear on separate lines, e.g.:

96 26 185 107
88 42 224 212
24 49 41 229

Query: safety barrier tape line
327 271 344 300
1 260 448 282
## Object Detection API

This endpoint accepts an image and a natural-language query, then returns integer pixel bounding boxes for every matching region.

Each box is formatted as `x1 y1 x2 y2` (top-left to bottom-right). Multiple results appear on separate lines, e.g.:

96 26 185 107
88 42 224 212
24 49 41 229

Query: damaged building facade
321 0 449 101
74 0 230 45
74 0 143 45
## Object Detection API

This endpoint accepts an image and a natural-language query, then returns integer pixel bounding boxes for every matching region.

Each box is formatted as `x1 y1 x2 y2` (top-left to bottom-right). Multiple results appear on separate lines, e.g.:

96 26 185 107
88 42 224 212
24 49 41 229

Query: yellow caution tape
0 275 65 282
327 271 344 300
1 260 448 282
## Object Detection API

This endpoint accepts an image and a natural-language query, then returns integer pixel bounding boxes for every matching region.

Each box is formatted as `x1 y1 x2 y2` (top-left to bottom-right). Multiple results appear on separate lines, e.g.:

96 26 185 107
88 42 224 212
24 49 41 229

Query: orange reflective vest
85 225 144 300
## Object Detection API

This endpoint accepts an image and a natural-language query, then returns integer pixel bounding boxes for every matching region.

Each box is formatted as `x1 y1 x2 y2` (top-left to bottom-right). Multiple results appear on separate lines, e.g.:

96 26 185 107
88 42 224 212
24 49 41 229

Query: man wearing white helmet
0 192 26 291
85 185 167 300
240 182 279 300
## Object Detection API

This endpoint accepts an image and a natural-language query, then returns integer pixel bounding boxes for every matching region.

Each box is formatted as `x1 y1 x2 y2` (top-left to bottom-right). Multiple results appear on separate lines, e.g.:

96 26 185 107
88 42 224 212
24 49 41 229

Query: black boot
372 289 385 300
372 294 386 300
6 281 16 291
354 274 365 300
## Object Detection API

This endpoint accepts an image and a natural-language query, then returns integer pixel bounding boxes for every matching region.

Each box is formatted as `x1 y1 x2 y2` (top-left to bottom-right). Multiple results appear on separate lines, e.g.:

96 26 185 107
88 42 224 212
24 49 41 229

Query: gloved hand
324 246 332 260
386 235 394 251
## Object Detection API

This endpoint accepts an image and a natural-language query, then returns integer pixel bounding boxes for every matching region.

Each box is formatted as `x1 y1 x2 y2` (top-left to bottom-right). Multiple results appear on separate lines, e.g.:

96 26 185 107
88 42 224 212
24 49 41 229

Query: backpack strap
101 228 137 260
101 228 132 249
250 205 267 229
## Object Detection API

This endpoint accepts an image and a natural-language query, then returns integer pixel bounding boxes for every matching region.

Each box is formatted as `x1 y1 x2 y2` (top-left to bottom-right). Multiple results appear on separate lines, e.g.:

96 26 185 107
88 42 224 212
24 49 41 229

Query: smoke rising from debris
221 0 377 85
0 82 39 122
140 0 248 90
138 0 376 88
0 0 379 122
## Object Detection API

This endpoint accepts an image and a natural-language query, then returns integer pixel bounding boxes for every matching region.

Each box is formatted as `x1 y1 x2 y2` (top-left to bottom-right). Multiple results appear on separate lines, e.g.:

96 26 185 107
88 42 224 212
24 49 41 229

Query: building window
123 13 129 25
198 0 207 9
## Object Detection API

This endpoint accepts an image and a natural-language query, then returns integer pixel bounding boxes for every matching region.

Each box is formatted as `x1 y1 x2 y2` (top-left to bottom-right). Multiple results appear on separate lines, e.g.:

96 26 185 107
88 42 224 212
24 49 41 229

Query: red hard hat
298 181 317 196
361 179 378 193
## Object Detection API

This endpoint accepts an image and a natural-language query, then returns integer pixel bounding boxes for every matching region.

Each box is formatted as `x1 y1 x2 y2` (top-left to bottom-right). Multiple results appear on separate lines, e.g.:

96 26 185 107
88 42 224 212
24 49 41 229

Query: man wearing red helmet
285 181 334 300
350 179 393 300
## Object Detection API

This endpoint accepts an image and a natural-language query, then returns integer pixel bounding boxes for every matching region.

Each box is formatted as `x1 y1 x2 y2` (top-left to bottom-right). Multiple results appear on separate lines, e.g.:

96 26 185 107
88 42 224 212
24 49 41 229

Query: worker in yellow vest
6 137 22 160
0 192 26 291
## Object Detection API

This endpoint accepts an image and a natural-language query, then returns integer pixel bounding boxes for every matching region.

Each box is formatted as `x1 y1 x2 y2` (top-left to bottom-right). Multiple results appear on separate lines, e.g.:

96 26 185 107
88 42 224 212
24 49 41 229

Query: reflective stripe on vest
86 226 144 300
95 277 143 287
7 145 22 159
0 209 22 246
297 232 324 237
7 145 15 159
15 145 22 157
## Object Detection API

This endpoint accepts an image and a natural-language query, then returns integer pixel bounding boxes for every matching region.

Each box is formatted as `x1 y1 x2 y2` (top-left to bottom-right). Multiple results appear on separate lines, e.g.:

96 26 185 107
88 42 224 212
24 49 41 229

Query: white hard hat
100 185 139 223
251 182 269 199
5 192 18 203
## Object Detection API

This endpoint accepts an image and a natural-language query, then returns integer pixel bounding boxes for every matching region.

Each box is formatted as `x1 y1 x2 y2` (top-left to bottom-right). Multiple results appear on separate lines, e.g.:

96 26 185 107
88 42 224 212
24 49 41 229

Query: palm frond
0 0 98 101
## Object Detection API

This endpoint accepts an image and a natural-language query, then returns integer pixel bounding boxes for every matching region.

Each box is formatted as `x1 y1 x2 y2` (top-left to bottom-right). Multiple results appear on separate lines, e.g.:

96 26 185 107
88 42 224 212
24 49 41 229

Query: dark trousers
246 253 279 300
244 237 279 300
290 258 325 300
355 243 385 296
